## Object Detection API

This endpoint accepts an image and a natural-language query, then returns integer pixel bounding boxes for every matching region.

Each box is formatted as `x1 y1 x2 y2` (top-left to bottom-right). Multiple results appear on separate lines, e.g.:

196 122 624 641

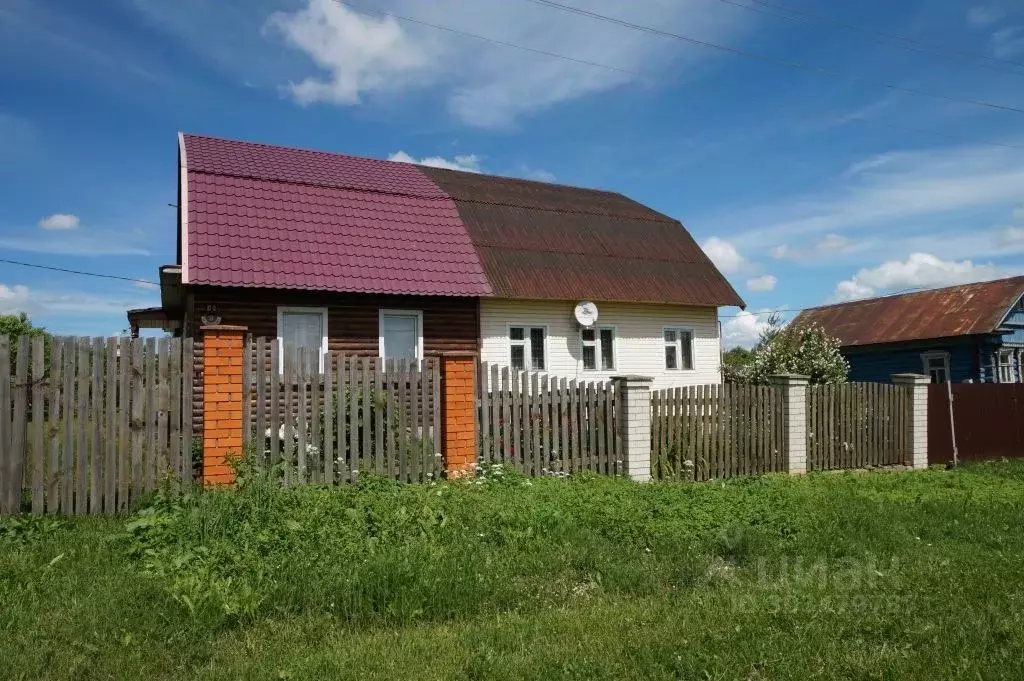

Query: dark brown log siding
187 286 480 431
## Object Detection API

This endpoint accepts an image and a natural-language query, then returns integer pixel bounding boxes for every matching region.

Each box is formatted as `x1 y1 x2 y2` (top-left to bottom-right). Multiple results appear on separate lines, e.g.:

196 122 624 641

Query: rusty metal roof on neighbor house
179 134 743 307
792 276 1024 347
419 167 745 307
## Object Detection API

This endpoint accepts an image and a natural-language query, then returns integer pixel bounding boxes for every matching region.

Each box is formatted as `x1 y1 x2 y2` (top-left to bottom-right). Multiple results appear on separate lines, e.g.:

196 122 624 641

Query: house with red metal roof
130 133 743 392
792 277 1024 384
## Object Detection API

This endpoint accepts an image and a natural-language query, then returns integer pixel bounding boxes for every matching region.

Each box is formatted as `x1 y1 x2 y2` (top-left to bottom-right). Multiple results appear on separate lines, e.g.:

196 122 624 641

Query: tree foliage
1 312 46 366
721 346 754 384
730 313 849 385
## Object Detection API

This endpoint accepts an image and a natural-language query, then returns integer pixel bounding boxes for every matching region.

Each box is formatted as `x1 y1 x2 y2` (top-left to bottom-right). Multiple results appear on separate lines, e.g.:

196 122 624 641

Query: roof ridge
799 275 1024 313
187 167 453 201
182 132 665 210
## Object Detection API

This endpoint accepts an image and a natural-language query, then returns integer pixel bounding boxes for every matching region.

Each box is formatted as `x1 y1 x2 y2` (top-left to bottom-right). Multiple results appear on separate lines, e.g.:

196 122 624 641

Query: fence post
201 325 247 485
769 374 809 475
892 373 930 469
612 375 653 482
441 353 477 478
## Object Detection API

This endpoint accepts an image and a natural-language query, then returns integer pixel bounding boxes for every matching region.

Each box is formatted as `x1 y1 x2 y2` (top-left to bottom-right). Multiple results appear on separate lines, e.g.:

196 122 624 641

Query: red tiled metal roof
419 167 745 307
180 134 743 307
792 276 1024 347
182 134 491 296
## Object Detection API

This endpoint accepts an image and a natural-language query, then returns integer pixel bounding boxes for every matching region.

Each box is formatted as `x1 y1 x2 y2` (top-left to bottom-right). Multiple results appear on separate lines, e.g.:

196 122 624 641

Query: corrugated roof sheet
419 167 745 307
792 276 1024 347
182 134 491 297
180 134 743 307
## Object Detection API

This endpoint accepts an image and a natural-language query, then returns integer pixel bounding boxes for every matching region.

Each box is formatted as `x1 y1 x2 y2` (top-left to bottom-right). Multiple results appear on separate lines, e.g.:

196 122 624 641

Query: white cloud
262 0 752 127
266 0 429 106
992 26 1024 59
388 150 482 172
716 142 1024 252
746 274 777 292
0 281 158 324
833 253 1005 301
520 166 557 183
968 5 1005 27
1014 204 1024 221
770 233 856 262
133 280 159 291
0 283 31 314
998 227 1024 246
723 310 774 348
38 213 79 230
702 237 745 274
0 234 149 256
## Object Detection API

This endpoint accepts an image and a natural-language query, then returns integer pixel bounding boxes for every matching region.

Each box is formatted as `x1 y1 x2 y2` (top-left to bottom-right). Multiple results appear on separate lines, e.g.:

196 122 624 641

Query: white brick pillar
768 374 809 475
613 376 653 482
892 373 930 469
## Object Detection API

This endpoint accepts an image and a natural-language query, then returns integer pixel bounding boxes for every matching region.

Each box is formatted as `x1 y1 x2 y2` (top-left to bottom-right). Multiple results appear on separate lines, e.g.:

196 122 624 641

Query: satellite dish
574 300 599 327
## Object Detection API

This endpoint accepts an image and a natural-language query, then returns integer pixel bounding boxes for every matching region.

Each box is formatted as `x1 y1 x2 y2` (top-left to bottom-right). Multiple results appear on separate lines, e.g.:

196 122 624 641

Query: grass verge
3 460 1024 679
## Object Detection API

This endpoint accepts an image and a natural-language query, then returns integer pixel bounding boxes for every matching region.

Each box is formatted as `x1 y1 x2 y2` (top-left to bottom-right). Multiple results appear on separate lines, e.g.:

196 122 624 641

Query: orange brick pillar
441 353 477 478
201 325 247 485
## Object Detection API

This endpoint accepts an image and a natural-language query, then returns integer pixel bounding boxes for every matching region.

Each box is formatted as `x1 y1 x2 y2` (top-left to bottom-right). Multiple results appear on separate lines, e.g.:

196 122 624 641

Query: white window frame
580 325 617 372
276 306 328 373
507 324 549 371
921 351 950 384
378 309 424 362
663 326 696 371
997 348 1015 384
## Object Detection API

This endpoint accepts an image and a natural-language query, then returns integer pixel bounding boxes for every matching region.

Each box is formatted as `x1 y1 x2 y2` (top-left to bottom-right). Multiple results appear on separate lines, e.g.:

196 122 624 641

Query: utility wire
0 258 158 286
745 0 1024 70
704 0 1024 77
337 0 636 75
518 0 1024 116
718 285 936 318
337 1 1024 153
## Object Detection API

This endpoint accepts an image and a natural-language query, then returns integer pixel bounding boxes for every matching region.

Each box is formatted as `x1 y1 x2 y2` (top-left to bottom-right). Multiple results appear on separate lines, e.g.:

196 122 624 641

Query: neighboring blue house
793 277 1024 384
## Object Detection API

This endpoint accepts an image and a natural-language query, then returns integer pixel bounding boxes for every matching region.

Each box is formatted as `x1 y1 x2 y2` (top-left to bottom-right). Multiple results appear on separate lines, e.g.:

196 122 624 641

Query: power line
719 285 934 318
335 1 1024 153
746 0 1024 71
518 0 1024 116
0 258 158 286
703 0 1024 77
338 0 636 76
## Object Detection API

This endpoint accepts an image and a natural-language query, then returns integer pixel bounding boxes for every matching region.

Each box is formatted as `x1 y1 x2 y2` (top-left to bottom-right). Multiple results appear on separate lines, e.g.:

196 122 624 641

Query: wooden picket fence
242 339 442 484
476 362 621 475
0 335 194 516
806 383 909 470
651 384 785 481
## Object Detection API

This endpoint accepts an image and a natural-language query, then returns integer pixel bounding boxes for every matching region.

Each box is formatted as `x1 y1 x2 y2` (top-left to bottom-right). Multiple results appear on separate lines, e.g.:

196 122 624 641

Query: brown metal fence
806 383 909 470
476 362 621 476
0 334 195 516
651 384 785 481
242 339 443 484
928 383 1024 464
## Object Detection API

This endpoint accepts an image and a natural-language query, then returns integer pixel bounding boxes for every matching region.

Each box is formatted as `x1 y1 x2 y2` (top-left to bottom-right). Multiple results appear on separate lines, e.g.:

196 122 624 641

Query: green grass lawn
4 461 1024 680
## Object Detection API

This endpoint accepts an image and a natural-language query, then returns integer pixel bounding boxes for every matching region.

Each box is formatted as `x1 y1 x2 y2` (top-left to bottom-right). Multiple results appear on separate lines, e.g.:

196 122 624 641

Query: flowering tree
738 313 849 385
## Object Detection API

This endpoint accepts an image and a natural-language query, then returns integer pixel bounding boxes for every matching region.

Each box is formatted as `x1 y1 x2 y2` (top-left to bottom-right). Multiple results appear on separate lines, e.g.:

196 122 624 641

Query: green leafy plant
734 313 849 385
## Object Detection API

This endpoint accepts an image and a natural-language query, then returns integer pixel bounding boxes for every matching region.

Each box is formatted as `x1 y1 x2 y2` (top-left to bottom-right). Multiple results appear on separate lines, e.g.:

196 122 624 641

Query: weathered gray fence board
30 336 45 514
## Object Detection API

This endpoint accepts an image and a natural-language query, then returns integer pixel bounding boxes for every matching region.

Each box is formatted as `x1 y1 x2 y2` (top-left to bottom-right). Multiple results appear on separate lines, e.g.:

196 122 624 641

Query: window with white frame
581 327 615 371
664 328 694 370
998 349 1015 383
277 306 327 371
922 352 950 384
510 326 546 371
379 310 423 362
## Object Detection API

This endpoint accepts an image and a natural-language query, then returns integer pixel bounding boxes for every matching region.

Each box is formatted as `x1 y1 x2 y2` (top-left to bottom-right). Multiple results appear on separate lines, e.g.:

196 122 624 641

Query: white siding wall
479 299 722 389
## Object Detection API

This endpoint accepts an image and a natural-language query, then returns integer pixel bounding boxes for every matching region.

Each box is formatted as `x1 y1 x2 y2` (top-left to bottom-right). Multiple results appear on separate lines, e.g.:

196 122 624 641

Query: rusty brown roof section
792 276 1024 347
419 167 745 307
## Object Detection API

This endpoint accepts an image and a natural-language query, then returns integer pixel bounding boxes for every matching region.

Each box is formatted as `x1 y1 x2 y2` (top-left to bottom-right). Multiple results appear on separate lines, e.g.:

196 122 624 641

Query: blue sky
1 0 1023 345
